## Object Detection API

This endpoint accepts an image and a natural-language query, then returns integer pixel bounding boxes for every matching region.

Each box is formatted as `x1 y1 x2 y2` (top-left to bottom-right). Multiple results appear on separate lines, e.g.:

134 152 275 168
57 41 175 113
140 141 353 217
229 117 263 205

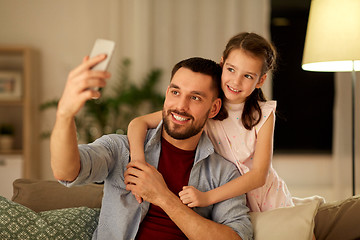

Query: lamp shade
302 0 360 72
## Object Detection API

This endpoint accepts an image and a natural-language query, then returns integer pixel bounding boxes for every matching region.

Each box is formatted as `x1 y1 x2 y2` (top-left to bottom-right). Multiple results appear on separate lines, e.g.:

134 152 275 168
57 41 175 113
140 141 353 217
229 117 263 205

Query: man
50 55 253 240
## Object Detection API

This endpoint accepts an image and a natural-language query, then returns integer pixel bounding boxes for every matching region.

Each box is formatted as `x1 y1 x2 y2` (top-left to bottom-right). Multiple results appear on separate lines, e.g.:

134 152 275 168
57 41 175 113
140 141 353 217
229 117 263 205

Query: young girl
127 32 294 212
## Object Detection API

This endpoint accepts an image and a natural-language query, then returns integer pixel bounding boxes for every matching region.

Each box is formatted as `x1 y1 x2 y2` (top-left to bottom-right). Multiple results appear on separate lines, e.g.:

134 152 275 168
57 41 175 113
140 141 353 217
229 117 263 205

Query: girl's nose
233 75 242 85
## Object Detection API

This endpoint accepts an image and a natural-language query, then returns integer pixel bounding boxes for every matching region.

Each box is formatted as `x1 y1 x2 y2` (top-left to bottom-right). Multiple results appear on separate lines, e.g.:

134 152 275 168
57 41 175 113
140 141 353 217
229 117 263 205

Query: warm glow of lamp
302 0 360 196
302 0 360 72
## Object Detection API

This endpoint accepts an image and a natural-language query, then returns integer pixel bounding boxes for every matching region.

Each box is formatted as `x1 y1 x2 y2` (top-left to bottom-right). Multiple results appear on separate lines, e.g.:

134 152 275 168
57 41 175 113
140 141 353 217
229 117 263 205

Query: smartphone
89 39 116 93
89 38 116 71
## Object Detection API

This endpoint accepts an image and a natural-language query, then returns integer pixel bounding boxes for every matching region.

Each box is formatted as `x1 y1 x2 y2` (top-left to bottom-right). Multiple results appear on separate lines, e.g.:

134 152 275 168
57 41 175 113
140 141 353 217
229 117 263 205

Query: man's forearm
160 190 242 240
50 54 111 181
50 114 80 181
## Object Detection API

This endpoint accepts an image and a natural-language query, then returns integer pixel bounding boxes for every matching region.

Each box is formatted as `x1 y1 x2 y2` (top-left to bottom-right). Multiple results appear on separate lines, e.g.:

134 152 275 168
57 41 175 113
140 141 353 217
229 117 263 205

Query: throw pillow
250 199 320 240
0 196 100 240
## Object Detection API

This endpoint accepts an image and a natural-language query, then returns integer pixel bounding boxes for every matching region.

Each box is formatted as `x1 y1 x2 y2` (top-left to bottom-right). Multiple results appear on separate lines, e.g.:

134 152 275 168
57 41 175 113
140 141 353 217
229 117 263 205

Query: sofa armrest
314 194 360 240
12 178 103 212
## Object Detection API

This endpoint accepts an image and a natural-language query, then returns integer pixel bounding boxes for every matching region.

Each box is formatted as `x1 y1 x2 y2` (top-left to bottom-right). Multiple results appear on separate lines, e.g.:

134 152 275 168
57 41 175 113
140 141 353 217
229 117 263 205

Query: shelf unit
0 46 40 179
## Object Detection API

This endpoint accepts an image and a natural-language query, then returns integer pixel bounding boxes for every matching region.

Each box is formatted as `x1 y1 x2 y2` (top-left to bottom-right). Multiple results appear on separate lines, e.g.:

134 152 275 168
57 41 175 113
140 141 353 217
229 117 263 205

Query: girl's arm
127 111 162 162
179 112 275 207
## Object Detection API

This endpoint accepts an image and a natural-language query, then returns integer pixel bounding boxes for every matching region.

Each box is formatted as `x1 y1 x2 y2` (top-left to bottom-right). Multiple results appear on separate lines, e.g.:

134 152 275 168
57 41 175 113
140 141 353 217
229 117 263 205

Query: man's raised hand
57 54 111 119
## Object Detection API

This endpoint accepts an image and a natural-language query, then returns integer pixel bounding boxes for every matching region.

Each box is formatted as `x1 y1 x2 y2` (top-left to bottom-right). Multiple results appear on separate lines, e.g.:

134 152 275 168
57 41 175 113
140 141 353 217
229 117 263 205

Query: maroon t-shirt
136 137 195 240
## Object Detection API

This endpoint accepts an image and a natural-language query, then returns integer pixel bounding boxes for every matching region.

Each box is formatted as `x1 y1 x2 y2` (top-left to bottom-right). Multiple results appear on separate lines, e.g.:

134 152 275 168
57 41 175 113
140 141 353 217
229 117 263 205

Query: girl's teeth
229 86 240 92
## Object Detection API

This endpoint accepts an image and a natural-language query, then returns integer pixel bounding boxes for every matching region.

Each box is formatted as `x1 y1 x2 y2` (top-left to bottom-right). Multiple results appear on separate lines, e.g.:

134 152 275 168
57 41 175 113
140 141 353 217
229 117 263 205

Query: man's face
162 67 220 140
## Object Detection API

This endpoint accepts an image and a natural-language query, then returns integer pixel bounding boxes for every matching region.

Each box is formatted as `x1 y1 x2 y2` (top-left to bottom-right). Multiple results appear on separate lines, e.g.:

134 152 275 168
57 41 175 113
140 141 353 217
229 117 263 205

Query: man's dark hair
170 57 228 120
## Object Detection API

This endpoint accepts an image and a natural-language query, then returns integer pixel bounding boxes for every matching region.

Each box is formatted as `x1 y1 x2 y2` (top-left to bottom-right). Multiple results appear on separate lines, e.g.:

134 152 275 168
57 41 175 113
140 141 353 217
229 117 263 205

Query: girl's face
221 48 267 104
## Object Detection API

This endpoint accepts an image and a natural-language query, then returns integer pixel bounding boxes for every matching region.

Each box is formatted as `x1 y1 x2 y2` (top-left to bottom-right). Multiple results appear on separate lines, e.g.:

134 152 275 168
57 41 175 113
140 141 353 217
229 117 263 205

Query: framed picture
0 71 22 100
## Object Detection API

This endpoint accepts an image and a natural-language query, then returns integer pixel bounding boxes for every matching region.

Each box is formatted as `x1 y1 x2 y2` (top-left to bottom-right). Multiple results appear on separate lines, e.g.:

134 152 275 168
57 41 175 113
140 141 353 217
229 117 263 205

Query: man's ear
256 74 267 88
208 98 222 119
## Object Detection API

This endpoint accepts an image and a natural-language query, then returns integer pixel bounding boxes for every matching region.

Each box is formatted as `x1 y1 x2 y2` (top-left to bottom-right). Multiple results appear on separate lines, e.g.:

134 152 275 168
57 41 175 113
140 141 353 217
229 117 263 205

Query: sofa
1 178 360 240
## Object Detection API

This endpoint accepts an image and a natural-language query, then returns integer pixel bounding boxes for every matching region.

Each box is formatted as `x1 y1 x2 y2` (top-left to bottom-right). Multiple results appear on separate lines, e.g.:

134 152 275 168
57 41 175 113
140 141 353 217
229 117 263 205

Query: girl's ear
220 57 224 67
256 73 267 88
208 98 222 119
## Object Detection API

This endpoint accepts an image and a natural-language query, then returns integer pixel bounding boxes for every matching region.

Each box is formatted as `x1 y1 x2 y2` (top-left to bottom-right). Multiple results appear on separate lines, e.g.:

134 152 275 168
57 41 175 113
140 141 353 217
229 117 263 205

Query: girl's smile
227 85 241 93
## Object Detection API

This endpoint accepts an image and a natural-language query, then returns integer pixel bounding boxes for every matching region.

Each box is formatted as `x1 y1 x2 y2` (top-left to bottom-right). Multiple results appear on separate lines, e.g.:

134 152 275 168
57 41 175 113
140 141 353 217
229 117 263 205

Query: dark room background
270 0 334 154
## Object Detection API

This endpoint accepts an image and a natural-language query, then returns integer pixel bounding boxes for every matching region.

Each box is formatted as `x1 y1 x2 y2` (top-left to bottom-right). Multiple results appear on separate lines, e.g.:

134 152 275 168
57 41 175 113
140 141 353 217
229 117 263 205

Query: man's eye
172 90 179 95
191 96 200 101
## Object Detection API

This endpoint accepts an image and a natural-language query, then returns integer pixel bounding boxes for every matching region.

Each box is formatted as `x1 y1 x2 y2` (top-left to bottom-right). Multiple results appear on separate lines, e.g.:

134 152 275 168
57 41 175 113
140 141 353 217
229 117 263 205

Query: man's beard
162 109 209 140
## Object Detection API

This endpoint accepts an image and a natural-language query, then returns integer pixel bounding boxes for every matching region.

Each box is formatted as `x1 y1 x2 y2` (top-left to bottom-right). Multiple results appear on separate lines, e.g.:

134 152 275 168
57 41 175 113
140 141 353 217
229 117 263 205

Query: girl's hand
129 157 146 204
179 186 210 208
134 193 143 204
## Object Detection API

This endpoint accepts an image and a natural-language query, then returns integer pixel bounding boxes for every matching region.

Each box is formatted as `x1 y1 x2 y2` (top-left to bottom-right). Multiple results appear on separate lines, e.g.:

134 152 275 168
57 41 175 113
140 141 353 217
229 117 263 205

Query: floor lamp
302 0 360 196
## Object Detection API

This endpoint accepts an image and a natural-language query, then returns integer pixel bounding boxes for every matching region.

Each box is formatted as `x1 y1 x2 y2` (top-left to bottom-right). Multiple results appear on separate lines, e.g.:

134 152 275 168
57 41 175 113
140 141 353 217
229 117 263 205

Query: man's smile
170 111 193 124
172 113 189 122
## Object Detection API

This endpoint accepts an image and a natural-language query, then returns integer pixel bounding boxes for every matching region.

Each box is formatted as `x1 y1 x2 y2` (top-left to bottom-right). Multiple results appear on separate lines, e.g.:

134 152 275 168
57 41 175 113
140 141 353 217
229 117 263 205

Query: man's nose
177 96 189 111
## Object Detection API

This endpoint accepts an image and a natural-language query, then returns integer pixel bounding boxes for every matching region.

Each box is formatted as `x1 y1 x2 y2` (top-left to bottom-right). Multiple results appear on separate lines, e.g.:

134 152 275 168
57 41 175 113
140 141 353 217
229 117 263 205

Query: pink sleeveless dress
205 101 294 212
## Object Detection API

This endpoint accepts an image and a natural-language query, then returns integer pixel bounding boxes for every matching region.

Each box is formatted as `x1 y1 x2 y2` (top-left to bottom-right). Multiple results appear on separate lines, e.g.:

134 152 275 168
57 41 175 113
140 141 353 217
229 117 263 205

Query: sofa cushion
0 196 100 240
250 199 320 240
314 194 360 240
12 178 103 212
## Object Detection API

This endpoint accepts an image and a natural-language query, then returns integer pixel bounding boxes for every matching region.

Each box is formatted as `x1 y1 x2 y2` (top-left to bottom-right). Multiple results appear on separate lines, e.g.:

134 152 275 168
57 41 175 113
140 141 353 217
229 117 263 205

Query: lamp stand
352 61 356 196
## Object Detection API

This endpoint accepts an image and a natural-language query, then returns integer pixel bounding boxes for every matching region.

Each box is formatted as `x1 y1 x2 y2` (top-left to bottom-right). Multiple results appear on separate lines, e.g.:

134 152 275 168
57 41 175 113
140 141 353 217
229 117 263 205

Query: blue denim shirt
62 122 253 240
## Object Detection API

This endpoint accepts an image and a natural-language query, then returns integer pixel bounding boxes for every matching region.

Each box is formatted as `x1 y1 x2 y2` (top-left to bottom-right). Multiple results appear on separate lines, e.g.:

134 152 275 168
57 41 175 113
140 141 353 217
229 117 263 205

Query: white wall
273 154 336 201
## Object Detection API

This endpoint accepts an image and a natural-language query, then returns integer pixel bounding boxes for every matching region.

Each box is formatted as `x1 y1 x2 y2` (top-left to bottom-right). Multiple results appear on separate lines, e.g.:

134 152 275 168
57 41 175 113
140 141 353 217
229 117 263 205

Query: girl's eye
245 74 253 79
227 67 235 73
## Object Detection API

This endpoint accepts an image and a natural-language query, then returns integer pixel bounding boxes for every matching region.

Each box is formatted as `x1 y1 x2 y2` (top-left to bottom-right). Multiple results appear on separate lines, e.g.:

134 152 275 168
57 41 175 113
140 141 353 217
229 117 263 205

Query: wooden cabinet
0 155 22 199
0 46 40 179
